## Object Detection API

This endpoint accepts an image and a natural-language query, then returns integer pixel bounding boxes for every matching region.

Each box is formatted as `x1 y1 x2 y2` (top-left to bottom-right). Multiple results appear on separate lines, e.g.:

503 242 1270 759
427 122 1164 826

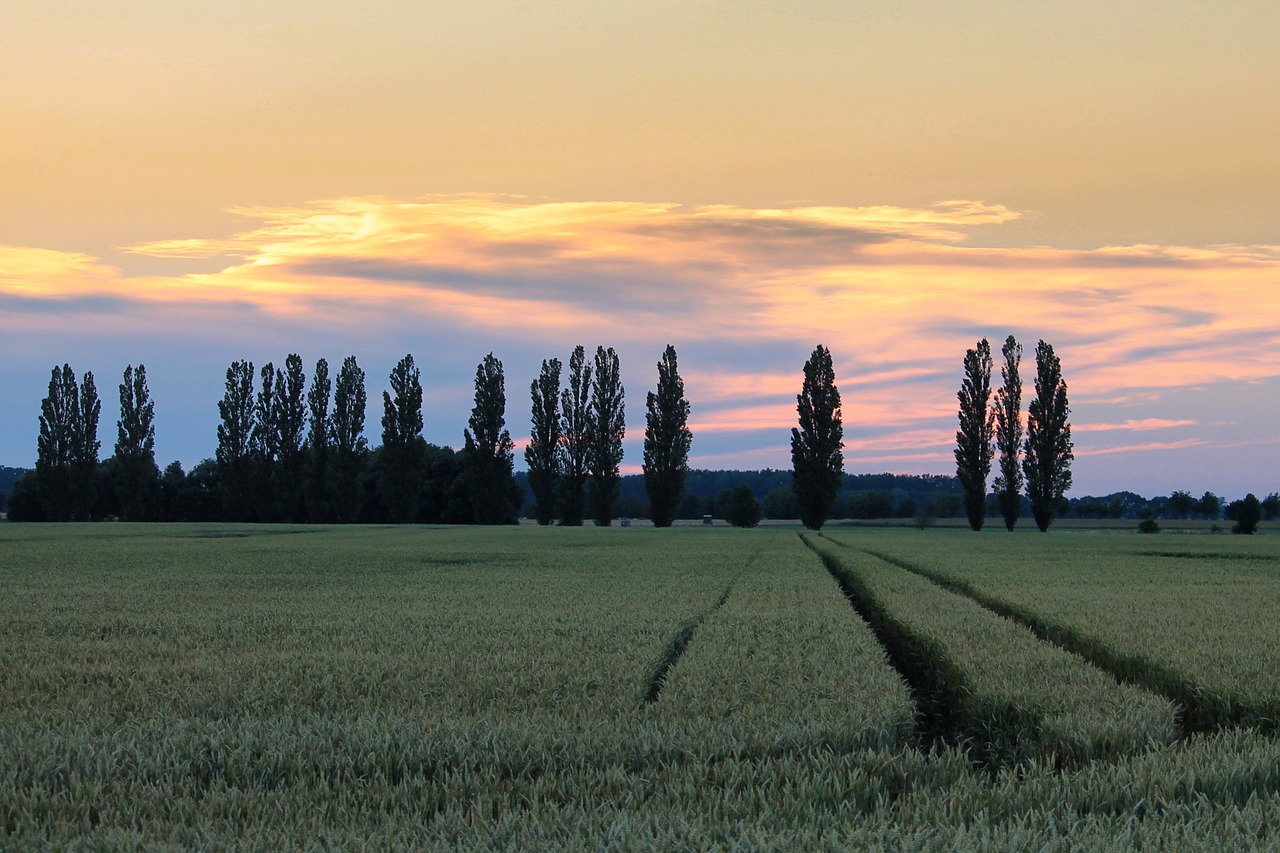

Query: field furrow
837 530 1280 732
805 534 1178 767
650 533 915 754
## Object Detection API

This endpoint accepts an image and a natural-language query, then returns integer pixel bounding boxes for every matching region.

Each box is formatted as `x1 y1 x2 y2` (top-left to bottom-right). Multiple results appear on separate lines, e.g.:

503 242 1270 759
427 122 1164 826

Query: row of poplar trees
784 338 1074 533
955 336 1073 532
525 344 693 527
23 346 695 526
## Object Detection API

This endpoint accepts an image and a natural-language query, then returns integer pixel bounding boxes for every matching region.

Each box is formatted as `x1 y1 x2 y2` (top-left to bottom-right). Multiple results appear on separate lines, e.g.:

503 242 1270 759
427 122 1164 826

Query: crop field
3 524 1280 849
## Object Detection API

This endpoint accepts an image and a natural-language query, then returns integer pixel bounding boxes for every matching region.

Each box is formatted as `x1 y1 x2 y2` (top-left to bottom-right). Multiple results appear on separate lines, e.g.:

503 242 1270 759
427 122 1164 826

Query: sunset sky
3 1 1277 498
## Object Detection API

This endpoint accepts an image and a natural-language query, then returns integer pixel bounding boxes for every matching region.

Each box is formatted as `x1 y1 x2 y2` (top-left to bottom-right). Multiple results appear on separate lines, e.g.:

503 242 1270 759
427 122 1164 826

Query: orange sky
2 2 1277 496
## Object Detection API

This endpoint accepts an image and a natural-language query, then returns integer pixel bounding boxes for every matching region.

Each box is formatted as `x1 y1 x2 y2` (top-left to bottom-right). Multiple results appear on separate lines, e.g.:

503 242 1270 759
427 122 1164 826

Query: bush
1227 493 1261 535
719 485 762 528
1137 518 1160 534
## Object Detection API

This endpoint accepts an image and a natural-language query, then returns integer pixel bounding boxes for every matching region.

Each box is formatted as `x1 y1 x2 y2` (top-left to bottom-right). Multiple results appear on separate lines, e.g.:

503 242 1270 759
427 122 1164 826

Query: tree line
5 341 1273 529
7 345 694 527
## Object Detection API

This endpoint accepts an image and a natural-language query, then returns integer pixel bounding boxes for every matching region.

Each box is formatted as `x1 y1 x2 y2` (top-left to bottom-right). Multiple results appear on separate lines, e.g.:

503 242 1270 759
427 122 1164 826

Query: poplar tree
525 357 562 526
115 364 157 521
305 358 331 523
587 346 625 526
36 364 78 521
790 344 843 531
70 371 100 521
955 338 995 531
643 344 692 528
251 363 278 521
216 360 256 521
331 356 367 523
380 354 424 523
993 335 1024 531
274 354 308 522
463 353 519 524
558 345 592 526
1023 340 1073 532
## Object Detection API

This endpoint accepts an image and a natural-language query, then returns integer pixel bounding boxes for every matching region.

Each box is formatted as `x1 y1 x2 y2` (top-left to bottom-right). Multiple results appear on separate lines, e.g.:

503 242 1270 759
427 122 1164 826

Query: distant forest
5 462 1274 524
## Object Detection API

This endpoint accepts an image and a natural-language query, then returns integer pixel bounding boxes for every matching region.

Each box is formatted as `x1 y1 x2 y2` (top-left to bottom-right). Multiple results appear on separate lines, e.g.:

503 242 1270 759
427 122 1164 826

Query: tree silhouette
1023 340 1073 532
463 353 519 524
1228 493 1262 534
525 357 562 526
643 344 692 528
69 370 100 521
993 335 1024 531
955 339 995 531
380 354 424 523
558 346 592 526
331 355 367 523
216 360 255 522
790 344 843 531
115 364 157 521
587 346 625 526
251 362 278 521
37 364 78 521
274 354 308 522
305 358 331 523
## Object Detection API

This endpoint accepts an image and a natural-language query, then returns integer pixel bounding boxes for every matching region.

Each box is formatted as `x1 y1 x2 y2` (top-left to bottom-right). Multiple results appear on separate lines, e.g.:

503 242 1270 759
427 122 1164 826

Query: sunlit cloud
4 193 1279 494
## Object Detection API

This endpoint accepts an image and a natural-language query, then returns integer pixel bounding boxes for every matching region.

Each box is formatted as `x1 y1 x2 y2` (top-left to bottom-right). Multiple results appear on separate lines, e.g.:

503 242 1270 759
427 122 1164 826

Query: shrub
719 485 762 528
1137 518 1160 534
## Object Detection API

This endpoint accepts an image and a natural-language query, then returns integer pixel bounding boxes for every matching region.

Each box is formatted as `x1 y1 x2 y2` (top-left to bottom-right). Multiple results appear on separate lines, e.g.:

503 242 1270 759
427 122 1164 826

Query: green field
3 524 1280 849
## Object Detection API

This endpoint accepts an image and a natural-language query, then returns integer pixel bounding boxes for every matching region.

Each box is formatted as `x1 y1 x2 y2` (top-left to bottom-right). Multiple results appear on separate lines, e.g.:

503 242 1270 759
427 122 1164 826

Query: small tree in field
719 484 762 528
790 344 843 531
1227 494 1262 534
955 338 994 531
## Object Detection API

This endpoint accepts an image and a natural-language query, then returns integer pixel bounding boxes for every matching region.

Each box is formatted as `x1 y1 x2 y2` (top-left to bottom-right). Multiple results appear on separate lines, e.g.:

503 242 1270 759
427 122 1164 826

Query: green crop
1 523 1278 849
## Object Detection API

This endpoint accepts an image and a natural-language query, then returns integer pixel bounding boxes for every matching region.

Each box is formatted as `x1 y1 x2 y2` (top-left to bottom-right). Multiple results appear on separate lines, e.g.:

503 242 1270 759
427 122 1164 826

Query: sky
2 1 1277 498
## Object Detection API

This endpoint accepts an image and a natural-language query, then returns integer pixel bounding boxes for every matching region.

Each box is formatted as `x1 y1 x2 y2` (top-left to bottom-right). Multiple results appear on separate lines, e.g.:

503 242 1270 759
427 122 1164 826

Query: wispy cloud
1075 419 1199 432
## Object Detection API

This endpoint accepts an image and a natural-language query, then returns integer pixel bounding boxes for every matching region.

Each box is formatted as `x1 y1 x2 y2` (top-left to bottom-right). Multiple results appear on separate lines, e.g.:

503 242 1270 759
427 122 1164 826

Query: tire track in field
641 564 746 707
858 545 1216 738
800 534 962 749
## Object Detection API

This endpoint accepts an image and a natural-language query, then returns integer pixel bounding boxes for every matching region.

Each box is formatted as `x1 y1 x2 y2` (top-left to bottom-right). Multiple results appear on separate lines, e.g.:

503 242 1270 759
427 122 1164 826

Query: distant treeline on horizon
3 463 1273 524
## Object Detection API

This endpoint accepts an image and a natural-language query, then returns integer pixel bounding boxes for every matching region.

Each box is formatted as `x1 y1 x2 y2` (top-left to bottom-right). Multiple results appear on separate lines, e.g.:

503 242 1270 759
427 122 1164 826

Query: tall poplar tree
251 363 278 521
331 356 367 523
525 357 562 526
305 357 331 523
955 338 995 531
790 344 843 531
1023 340 1073 532
273 354 307 522
463 353 519 524
36 364 78 521
643 344 692 528
216 360 256 522
380 354 424 523
587 346 625 526
70 371 100 521
993 335 1024 531
558 345 592 526
115 364 157 521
